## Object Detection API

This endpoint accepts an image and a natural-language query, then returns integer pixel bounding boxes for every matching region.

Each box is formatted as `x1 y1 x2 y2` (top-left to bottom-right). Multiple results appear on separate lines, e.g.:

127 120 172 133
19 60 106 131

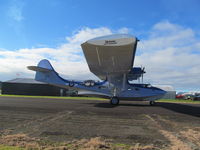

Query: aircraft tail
27 59 67 85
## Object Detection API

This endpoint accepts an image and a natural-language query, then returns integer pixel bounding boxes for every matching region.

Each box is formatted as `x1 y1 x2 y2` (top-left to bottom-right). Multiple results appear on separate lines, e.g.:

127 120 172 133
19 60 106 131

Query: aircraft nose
158 89 167 95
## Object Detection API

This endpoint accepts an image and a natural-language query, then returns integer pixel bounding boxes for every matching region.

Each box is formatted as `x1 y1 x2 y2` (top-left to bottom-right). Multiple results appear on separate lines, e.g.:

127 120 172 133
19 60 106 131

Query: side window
135 88 139 91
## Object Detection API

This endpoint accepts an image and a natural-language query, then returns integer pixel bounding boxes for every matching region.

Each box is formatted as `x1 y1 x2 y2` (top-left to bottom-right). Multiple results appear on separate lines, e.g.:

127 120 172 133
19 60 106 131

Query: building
154 85 176 99
0 81 2 94
1 78 68 96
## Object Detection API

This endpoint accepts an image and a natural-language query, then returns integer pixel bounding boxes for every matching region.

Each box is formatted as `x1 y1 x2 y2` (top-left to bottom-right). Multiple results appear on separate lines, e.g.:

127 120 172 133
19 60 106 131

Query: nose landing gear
149 101 156 106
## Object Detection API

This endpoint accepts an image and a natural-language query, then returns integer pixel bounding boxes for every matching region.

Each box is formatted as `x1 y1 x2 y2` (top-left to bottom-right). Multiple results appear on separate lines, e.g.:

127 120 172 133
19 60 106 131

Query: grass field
0 94 200 104
0 94 107 100
0 145 24 150
157 99 200 104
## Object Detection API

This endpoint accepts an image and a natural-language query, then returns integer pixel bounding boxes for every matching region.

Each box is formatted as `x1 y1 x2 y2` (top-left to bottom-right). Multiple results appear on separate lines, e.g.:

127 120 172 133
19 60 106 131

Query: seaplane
28 34 166 105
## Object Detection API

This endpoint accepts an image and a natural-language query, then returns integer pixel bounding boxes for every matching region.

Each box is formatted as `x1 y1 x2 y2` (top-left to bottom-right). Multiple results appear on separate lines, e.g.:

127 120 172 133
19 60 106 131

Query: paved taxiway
0 96 200 149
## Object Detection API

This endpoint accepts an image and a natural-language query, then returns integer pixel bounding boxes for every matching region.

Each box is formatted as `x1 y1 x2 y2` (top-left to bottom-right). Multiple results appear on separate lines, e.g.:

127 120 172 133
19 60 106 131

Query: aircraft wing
81 34 138 80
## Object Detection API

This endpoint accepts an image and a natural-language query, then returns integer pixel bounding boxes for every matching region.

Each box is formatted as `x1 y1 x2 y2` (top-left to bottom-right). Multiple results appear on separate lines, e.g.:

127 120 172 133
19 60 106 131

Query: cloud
6 0 26 41
135 21 200 91
0 22 199 91
7 0 24 22
66 27 112 44
117 27 130 34
0 27 120 81
139 21 196 51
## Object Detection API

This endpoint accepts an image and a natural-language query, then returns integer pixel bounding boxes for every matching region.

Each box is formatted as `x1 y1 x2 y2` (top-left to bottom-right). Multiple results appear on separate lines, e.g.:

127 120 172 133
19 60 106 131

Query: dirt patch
0 134 40 149
180 128 200 147
159 130 191 150
145 115 200 150
0 134 157 150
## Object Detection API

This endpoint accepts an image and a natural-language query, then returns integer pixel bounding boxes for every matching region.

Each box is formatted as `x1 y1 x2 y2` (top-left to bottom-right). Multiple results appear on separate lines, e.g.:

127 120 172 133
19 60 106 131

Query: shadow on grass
93 103 118 108
93 102 153 108
157 102 200 117
93 101 200 117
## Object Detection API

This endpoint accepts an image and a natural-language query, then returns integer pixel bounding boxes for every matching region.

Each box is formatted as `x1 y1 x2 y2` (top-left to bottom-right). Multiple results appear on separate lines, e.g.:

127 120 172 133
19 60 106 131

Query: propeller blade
142 66 145 83
142 73 143 83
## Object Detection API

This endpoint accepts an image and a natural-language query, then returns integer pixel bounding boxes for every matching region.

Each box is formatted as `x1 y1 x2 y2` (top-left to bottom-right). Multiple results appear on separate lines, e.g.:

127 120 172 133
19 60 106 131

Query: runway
0 96 200 149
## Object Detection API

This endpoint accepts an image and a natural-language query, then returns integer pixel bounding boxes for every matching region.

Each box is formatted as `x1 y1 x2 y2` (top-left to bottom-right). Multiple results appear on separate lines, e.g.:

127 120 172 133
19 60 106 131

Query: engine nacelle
83 80 95 86
127 67 145 81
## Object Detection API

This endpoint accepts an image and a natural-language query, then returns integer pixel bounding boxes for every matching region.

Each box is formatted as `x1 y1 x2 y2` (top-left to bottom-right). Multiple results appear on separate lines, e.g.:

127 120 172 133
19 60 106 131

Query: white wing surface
81 34 138 80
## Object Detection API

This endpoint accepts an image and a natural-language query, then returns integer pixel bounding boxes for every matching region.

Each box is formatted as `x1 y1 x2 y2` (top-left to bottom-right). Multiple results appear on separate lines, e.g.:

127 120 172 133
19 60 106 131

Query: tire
110 97 119 105
69 81 74 87
149 101 155 106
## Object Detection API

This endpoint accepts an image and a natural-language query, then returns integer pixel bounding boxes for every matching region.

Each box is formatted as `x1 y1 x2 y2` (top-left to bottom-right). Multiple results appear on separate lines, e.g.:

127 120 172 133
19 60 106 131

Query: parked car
184 95 195 100
176 94 185 99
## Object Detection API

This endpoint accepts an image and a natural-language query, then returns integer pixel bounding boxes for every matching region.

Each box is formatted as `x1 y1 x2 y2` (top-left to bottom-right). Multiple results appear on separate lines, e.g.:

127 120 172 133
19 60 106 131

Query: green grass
157 99 200 104
114 143 131 149
1 94 200 104
0 94 107 101
0 145 24 150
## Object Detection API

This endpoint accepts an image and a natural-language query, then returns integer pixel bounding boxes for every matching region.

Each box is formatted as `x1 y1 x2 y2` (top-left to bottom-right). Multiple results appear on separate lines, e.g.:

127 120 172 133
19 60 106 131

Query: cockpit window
147 84 152 88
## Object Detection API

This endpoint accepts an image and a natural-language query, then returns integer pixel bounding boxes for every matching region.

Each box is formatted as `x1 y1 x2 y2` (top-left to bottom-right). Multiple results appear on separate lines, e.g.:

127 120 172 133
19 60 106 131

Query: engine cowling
83 80 95 86
127 67 145 81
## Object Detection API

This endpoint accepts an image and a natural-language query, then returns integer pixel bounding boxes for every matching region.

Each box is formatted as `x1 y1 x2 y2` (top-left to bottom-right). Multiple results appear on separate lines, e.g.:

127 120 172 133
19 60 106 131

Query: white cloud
0 23 199 91
0 27 122 81
152 20 182 32
7 0 24 22
6 0 25 39
139 21 196 51
117 27 130 34
135 21 200 91
66 27 112 44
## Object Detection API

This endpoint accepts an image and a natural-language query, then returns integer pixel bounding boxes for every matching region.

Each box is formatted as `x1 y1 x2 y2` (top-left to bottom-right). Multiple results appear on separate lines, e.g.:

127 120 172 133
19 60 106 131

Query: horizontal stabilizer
27 59 67 85
27 66 53 72
27 59 54 72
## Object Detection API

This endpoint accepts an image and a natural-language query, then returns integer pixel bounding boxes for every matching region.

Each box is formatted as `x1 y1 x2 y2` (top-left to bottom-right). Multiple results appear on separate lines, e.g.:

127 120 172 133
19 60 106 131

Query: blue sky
0 0 200 92
1 0 199 50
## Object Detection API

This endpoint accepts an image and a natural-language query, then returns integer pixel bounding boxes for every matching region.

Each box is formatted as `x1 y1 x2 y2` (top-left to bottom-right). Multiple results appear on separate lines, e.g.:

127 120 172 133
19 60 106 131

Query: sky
0 0 200 92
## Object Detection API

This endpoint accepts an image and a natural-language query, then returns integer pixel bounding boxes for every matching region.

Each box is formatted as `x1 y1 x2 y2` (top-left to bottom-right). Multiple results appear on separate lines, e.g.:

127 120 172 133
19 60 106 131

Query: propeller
141 66 146 83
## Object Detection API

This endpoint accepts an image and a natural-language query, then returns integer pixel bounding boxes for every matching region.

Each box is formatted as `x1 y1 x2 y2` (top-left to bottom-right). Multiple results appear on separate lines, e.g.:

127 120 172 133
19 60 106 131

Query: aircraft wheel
149 101 155 106
69 81 74 87
110 97 119 105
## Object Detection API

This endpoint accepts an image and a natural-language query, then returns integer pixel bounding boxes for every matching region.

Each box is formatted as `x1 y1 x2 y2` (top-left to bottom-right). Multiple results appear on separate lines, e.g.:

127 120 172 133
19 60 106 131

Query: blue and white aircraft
28 34 166 105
